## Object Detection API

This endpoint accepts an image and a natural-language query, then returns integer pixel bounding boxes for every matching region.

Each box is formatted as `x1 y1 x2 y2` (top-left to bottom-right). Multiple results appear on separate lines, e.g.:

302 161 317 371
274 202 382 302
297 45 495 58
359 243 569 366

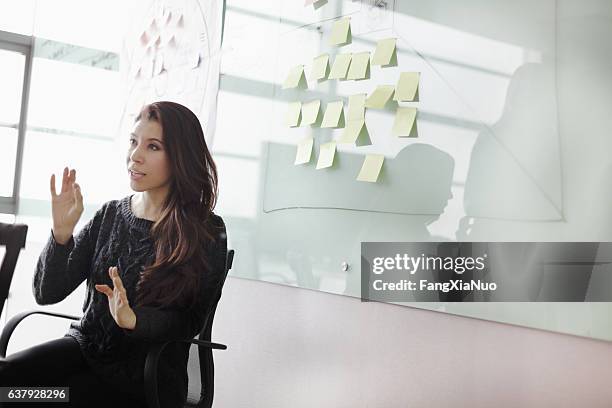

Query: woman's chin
129 182 145 191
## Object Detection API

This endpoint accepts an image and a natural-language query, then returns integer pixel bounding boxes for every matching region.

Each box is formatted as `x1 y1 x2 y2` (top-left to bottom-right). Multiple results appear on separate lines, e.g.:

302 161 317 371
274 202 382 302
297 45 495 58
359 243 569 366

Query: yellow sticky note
285 101 302 127
321 100 345 128
316 141 337 169
372 38 397 66
339 119 370 146
301 100 321 126
347 94 366 121
311 54 330 80
294 137 314 165
394 72 420 101
357 154 385 182
392 107 418 137
282 65 307 89
365 85 395 108
346 52 370 80
329 17 351 46
329 53 352 79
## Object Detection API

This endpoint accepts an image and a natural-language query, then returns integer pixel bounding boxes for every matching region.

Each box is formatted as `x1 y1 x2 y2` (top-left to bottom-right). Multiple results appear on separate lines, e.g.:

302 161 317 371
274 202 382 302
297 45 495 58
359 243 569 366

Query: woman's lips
129 170 145 180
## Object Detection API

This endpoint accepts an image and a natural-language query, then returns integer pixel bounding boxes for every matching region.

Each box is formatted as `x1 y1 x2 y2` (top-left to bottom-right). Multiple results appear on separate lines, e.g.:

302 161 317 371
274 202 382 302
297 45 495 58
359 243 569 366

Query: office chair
0 232 234 408
0 222 29 319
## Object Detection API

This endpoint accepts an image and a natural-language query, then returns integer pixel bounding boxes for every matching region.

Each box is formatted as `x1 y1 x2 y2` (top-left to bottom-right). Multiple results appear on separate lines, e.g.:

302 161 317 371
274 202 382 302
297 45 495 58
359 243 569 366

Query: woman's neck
133 191 165 221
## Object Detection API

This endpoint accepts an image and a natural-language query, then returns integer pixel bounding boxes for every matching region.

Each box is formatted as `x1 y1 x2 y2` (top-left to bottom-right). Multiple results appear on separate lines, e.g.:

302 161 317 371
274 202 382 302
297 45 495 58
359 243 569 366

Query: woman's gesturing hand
50 167 84 242
95 267 137 330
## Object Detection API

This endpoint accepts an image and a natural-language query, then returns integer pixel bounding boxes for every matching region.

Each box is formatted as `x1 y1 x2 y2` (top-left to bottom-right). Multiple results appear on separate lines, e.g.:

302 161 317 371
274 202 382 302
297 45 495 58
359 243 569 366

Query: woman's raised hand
95 267 137 330
50 167 84 244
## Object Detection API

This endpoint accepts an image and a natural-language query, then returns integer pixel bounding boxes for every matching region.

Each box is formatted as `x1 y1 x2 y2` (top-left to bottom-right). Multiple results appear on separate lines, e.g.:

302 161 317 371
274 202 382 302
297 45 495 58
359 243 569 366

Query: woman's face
126 119 171 193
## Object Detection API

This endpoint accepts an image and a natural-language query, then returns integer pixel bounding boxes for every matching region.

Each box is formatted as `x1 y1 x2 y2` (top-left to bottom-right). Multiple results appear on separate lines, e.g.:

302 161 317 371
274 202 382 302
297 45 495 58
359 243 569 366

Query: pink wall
211 277 612 407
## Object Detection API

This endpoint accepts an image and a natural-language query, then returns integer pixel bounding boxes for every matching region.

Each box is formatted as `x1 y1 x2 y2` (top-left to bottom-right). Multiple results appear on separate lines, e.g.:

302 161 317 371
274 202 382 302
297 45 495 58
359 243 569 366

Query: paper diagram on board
119 0 223 144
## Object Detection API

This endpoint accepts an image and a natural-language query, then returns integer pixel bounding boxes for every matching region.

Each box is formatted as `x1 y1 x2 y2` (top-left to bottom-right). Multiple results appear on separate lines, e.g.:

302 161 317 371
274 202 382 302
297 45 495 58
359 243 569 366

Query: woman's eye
129 139 159 151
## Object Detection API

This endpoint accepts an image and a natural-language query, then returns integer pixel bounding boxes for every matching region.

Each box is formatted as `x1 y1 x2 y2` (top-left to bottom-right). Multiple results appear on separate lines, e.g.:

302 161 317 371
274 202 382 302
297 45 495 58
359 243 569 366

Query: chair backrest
0 222 28 319
195 227 234 408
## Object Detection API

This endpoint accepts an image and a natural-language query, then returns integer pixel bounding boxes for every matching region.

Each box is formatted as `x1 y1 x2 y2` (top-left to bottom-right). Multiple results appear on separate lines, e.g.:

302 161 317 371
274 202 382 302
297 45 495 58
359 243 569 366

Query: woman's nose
129 145 145 161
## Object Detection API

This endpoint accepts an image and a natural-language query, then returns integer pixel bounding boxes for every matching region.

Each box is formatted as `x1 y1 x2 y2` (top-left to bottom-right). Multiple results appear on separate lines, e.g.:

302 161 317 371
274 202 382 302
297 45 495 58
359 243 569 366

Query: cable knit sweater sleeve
122 215 227 343
32 203 108 305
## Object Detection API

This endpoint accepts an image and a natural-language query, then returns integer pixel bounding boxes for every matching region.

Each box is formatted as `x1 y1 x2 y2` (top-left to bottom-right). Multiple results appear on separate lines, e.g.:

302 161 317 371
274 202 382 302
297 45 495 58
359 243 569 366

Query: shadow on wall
460 62 563 223
257 142 456 295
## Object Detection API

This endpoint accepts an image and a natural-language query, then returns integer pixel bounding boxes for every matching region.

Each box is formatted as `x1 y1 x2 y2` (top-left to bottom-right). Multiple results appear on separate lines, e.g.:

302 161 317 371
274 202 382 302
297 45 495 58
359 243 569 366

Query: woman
0 101 227 408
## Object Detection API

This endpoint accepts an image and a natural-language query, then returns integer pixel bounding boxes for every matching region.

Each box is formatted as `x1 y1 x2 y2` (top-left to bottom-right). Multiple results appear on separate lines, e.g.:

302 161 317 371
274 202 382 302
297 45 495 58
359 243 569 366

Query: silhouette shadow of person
457 62 595 301
255 141 456 301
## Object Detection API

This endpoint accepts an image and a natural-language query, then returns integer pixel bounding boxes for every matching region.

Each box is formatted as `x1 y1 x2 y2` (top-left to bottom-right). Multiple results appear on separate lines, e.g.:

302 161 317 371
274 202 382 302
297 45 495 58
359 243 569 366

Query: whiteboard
213 0 612 342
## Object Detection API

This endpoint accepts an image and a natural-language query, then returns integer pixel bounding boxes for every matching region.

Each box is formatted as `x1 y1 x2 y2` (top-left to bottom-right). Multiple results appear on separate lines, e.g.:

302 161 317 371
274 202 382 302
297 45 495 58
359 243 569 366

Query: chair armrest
143 338 227 408
189 338 227 350
0 310 80 358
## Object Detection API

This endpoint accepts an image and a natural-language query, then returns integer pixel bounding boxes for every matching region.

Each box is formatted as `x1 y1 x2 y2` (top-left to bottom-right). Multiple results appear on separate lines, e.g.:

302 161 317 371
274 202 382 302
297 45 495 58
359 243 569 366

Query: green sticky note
372 38 397 67
329 53 352 79
321 100 345 128
301 100 321 126
365 85 395 109
294 137 314 165
282 65 307 89
285 101 302 127
346 52 370 80
329 17 351 46
347 94 366 121
339 119 371 146
392 107 418 137
394 72 420 101
311 54 330 80
316 141 337 169
357 154 385 182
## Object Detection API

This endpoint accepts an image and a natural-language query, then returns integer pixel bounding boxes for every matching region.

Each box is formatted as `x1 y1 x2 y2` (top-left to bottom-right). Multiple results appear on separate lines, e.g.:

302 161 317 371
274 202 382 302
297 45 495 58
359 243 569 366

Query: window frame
0 29 33 215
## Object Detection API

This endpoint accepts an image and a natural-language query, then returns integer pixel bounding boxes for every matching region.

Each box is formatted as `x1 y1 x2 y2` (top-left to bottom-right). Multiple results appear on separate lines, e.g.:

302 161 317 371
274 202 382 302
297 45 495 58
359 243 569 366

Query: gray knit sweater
33 194 227 407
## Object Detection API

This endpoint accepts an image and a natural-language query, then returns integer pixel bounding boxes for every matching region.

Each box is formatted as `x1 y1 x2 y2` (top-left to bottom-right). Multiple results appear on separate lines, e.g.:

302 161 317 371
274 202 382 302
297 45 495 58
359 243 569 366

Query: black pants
0 336 147 408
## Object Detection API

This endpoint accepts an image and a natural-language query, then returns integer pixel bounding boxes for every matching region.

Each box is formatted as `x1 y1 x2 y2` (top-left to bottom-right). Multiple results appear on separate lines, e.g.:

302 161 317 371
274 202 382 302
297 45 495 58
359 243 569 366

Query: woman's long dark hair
131 101 218 310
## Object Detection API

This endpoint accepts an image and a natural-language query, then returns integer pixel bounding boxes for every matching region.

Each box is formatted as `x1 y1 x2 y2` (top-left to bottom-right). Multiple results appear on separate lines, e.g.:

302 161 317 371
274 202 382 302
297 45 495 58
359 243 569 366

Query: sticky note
295 137 314 165
139 31 149 46
339 118 371 146
329 53 352 79
346 52 370 80
347 94 366 121
305 0 327 8
313 0 328 9
357 154 385 182
153 55 164 75
316 142 337 169
329 17 351 46
321 101 345 128
392 107 418 137
365 85 395 108
311 54 330 80
372 38 397 66
394 72 420 101
190 50 201 69
282 65 307 89
286 101 302 127
301 100 321 126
